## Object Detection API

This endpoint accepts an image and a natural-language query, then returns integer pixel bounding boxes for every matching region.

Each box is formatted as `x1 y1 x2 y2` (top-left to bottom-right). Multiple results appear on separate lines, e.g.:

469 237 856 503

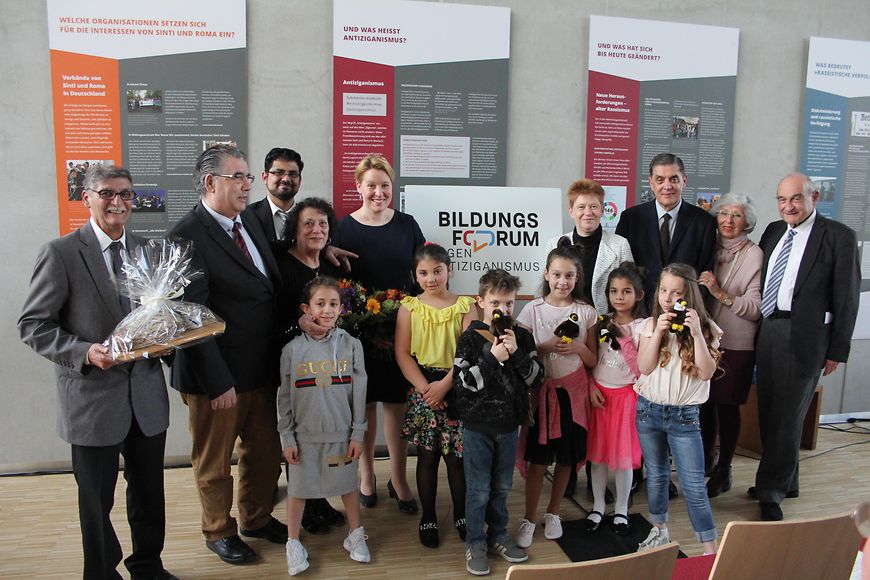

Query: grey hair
193 144 247 195
709 192 757 234
83 164 133 191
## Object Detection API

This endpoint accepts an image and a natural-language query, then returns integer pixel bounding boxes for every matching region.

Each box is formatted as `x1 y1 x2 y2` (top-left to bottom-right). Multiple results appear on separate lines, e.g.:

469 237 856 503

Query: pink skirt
586 382 642 470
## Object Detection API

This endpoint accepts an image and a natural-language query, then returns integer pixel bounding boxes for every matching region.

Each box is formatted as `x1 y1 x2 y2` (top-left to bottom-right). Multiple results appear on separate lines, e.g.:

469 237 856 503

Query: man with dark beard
246 148 304 243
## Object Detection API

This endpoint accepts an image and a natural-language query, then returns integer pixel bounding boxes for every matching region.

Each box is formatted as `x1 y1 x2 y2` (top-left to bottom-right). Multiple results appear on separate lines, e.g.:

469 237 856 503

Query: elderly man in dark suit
169 145 287 564
19 165 176 580
752 173 859 521
615 153 717 303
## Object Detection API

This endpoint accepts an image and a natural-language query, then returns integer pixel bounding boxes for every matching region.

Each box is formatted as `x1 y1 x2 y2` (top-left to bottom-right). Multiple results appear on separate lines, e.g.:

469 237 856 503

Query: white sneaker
515 518 535 548
286 539 309 576
343 526 371 563
543 513 563 540
637 526 670 551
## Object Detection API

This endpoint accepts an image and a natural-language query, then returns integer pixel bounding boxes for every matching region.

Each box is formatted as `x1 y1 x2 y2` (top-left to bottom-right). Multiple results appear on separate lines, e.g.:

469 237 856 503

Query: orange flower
339 278 352 289
386 289 402 301
366 298 381 315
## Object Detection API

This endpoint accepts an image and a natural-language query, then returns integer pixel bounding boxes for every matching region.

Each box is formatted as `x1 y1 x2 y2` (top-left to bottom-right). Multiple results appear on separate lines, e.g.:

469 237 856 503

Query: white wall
2 0 868 472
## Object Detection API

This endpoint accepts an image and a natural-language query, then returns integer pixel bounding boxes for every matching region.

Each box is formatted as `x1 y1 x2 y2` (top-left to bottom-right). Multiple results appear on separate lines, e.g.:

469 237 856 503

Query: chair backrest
504 543 679 580
708 511 861 580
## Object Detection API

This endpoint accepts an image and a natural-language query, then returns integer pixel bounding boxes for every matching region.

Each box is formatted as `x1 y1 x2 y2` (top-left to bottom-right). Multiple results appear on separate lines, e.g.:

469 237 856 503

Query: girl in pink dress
586 263 646 536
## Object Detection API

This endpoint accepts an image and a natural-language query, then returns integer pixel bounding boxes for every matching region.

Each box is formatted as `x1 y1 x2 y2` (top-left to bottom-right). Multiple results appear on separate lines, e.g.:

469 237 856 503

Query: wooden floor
1 425 868 579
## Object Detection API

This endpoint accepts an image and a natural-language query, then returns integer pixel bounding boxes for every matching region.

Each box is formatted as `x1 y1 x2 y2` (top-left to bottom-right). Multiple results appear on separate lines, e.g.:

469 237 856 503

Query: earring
326 237 332 245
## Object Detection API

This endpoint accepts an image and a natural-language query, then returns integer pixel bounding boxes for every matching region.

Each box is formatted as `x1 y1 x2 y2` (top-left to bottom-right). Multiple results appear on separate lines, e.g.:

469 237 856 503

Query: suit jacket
615 199 717 299
18 222 169 446
169 202 282 398
545 230 634 314
758 214 859 371
244 197 280 244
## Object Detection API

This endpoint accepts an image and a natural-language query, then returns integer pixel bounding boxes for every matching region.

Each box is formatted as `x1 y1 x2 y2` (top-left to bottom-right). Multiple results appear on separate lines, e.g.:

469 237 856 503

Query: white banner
403 186 562 296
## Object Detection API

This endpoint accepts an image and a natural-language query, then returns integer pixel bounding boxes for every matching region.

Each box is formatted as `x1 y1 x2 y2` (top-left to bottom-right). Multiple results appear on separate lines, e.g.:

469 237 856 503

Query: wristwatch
720 293 733 307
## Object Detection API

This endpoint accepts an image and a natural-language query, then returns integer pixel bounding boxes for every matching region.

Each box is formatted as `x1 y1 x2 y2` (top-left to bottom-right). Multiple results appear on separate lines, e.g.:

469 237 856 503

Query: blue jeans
462 427 518 547
636 396 717 542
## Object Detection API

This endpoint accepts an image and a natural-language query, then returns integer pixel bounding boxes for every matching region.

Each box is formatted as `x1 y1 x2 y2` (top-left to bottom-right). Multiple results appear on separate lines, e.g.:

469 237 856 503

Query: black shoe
359 476 378 508
706 466 733 498
387 479 419 514
668 480 678 499
301 503 330 535
240 516 288 544
611 513 630 535
583 510 603 532
760 501 783 521
419 519 440 548
455 517 467 541
131 570 179 580
747 486 799 500
313 497 346 527
205 535 256 564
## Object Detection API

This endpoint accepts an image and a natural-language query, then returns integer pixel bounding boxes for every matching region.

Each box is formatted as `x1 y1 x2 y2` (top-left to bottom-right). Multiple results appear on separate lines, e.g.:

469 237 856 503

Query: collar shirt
202 199 267 277
655 199 682 238
764 210 817 312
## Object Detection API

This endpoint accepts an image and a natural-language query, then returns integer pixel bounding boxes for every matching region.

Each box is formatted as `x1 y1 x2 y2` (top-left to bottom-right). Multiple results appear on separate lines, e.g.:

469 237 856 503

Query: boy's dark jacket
453 320 544 433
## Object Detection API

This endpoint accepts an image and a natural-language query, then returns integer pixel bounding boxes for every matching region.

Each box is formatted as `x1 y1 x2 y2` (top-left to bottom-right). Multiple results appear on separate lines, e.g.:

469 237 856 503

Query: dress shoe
747 486 799 500
760 501 783 521
240 516 289 544
301 504 330 535
419 519 440 548
359 475 378 508
131 570 179 580
668 480 678 499
205 535 256 564
313 497 346 527
706 465 733 498
611 513 630 535
582 510 603 532
387 479 419 514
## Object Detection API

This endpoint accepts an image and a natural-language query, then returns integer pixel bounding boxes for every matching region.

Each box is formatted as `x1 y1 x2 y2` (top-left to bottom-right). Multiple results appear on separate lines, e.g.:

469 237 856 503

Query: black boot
706 465 733 498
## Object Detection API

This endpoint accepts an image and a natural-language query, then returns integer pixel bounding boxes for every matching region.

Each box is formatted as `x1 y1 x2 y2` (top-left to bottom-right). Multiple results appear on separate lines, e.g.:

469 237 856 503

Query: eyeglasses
268 169 301 179
213 173 255 184
89 188 136 201
717 211 744 220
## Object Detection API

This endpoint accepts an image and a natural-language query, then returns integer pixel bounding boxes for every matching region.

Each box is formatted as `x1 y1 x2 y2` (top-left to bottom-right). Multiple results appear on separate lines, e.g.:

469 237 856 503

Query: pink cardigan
705 242 763 351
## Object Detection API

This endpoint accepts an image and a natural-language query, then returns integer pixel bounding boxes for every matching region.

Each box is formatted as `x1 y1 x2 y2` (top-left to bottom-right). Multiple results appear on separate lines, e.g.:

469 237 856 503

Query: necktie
659 213 672 263
277 210 289 240
109 241 131 315
232 222 253 262
760 229 796 317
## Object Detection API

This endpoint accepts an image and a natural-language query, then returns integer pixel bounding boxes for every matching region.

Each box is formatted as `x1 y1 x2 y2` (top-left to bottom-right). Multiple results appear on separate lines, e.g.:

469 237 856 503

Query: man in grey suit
19 165 176 580
752 173 859 521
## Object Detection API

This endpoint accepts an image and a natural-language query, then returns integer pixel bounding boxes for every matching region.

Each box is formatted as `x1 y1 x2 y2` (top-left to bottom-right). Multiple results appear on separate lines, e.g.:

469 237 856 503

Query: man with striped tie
752 173 859 521
170 145 288 564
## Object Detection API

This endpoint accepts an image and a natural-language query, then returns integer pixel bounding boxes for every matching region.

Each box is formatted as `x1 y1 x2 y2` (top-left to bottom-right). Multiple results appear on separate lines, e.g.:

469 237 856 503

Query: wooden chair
504 543 678 580
705 511 861 580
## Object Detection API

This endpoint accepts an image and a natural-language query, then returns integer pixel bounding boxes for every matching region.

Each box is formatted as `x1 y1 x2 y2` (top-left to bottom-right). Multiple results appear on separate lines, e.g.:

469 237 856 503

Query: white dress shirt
655 199 681 238
201 200 267 277
763 210 817 313
267 196 290 240
89 217 127 284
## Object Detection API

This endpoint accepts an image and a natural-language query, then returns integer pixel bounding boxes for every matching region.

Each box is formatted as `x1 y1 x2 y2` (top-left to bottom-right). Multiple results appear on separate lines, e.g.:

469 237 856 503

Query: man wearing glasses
246 147 304 243
19 165 176 580
169 145 287 565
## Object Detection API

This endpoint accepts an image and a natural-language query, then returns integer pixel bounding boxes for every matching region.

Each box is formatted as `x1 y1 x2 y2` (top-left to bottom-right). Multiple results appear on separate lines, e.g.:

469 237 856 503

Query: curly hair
278 196 337 252
651 263 721 377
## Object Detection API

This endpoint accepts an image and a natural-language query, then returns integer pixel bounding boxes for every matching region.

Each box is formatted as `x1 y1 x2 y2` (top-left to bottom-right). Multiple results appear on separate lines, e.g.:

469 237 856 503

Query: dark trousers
71 418 167 580
754 318 821 504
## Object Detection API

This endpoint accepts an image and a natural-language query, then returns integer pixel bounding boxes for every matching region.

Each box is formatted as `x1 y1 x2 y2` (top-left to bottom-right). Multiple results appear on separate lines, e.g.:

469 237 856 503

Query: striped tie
232 222 253 262
760 229 796 317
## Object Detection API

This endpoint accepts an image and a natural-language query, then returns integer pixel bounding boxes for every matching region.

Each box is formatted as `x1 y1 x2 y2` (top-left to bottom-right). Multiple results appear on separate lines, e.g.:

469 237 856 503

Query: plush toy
669 300 688 333
597 314 621 351
490 308 513 336
554 312 580 343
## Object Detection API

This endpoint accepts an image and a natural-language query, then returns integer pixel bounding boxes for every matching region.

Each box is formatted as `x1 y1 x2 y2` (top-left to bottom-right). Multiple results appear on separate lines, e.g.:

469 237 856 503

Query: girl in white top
635 263 722 555
585 263 647 536
515 242 598 548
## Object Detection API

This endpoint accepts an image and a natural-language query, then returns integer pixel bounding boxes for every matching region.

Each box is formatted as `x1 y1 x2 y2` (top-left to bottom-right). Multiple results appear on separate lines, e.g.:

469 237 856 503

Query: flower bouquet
337 278 405 346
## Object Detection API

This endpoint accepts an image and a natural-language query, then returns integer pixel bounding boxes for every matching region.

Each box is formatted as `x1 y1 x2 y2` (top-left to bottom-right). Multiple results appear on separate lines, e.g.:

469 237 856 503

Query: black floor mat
555 513 686 562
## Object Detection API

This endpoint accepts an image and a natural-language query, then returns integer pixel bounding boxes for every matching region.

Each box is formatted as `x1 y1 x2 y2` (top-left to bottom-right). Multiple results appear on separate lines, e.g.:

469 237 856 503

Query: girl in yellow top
396 242 475 549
